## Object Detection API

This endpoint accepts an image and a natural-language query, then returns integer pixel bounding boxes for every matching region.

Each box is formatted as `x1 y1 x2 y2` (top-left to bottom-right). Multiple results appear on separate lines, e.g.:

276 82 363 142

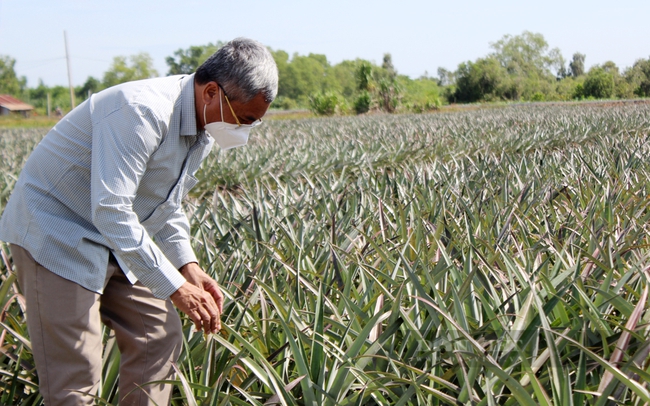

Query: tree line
447 32 650 104
1 31 649 117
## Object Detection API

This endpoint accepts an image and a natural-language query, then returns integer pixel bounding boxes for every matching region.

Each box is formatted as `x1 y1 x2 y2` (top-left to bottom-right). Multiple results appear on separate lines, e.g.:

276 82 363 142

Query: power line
17 57 66 71
73 57 112 63
18 56 111 70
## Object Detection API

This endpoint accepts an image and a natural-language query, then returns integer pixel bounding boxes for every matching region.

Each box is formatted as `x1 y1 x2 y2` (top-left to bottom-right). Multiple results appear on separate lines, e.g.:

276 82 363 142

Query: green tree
376 53 401 112
569 53 586 77
166 43 222 75
271 50 356 109
27 81 71 112
400 76 442 112
600 61 631 98
556 64 569 80
330 59 360 99
377 78 400 112
583 66 615 99
382 53 397 80
490 31 564 79
356 61 373 92
77 76 103 101
269 50 295 109
0 55 27 96
555 76 583 101
273 52 329 105
487 31 564 100
436 67 454 86
454 57 508 102
350 56 402 113
625 57 650 97
352 61 376 114
103 53 159 88
638 61 650 97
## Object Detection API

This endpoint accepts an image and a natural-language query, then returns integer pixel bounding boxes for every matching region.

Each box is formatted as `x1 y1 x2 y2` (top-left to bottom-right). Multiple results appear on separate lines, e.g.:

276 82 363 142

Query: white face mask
203 88 260 150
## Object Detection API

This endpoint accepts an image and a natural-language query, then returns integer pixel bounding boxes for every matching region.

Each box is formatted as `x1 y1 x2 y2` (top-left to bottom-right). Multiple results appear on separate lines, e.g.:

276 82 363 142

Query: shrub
407 97 441 113
308 92 344 116
530 92 545 101
271 96 299 110
353 91 371 114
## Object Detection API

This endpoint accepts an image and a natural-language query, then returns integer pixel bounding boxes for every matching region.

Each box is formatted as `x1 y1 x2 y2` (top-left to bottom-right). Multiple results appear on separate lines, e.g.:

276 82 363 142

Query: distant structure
0 95 34 117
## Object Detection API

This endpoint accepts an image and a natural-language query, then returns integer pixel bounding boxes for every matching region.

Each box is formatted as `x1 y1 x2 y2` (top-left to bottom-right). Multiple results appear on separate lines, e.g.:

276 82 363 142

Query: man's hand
170 262 224 334
170 282 221 333
179 262 224 312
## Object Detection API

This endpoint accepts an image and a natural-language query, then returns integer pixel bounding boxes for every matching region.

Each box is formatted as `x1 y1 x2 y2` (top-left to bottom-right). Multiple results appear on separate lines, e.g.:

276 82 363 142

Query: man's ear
204 82 219 103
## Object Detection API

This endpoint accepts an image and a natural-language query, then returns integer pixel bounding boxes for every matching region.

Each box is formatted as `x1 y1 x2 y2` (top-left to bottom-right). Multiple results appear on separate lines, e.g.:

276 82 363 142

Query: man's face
219 91 271 126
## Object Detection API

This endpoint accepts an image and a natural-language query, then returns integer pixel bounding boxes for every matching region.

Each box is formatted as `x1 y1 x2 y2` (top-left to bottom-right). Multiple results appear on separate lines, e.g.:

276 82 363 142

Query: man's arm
90 103 221 333
153 205 198 270
156 208 224 332
90 104 184 298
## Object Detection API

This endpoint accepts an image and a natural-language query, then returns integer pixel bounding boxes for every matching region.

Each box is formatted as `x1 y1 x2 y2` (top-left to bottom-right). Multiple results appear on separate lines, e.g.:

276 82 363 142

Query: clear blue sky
2 0 649 87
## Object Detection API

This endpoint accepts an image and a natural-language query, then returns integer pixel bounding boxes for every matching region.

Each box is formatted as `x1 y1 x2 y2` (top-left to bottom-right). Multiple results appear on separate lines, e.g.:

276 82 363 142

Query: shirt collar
179 73 198 136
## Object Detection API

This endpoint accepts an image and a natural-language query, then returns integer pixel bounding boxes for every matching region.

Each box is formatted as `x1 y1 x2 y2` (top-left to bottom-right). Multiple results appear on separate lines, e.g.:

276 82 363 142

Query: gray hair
195 37 278 103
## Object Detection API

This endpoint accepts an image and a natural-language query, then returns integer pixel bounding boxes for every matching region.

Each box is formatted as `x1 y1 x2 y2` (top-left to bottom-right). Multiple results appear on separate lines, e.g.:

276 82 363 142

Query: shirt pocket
141 174 198 235
180 174 198 198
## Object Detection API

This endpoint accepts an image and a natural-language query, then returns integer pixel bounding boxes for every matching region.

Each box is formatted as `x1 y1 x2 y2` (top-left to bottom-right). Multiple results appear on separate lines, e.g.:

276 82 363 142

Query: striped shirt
0 74 214 299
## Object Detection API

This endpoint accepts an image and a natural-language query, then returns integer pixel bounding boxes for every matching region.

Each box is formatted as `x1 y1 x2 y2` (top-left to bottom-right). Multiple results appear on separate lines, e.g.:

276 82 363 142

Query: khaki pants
10 244 183 406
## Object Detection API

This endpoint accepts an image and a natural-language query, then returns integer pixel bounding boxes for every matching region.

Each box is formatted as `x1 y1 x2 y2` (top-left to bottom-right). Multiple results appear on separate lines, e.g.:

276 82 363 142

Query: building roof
0 94 34 111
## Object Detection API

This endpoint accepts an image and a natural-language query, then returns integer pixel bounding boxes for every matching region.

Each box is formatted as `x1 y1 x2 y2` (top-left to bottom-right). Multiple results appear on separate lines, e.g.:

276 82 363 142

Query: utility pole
64 30 75 110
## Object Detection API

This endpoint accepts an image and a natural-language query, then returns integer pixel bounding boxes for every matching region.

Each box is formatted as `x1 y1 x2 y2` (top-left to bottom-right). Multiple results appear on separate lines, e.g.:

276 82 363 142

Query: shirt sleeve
90 103 186 299
154 204 199 269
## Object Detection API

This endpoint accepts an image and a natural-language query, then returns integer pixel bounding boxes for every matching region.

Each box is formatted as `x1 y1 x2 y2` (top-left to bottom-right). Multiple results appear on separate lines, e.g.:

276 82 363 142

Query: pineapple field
1 102 650 405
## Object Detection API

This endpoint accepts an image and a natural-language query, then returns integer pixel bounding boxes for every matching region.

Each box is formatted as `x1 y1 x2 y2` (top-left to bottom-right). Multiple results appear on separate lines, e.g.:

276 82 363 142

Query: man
0 37 278 405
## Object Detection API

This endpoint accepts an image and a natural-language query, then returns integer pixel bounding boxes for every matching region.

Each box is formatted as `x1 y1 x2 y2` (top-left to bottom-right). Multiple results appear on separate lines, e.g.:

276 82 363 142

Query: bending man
0 37 278 405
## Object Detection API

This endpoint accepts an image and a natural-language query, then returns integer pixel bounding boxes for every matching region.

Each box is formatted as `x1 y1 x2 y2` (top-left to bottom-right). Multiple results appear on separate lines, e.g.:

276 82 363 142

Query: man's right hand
170 282 221 334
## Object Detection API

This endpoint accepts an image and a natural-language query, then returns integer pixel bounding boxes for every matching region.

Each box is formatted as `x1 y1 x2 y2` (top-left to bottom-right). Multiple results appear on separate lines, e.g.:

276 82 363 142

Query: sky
1 0 649 88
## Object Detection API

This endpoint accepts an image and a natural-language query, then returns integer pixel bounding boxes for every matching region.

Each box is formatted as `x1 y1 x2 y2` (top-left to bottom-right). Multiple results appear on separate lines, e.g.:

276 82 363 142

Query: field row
1 103 649 404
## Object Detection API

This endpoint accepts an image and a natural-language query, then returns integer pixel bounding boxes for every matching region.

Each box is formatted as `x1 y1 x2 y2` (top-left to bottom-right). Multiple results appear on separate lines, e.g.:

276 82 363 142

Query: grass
265 109 314 121
0 115 59 129
1 103 650 405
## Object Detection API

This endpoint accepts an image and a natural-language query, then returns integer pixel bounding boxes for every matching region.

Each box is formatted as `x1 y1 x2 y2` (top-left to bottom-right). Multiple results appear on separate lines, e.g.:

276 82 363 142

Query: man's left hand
179 262 224 314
